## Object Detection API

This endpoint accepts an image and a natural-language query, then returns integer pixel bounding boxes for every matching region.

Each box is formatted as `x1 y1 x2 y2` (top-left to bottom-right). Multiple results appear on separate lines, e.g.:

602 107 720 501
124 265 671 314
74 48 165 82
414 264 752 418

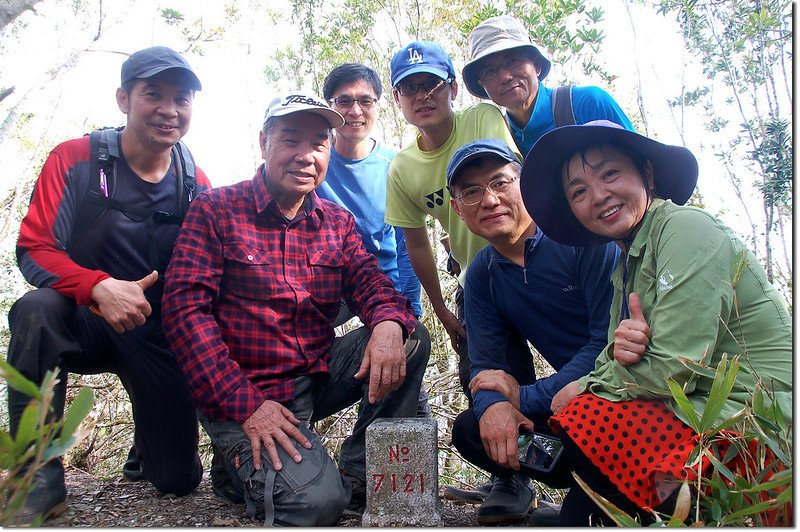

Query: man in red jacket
8 46 210 524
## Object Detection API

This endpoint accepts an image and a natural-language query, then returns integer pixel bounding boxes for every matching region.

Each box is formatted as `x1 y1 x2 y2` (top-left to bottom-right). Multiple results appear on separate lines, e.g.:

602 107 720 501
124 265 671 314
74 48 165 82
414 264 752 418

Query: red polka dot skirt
549 393 791 526
550 394 692 510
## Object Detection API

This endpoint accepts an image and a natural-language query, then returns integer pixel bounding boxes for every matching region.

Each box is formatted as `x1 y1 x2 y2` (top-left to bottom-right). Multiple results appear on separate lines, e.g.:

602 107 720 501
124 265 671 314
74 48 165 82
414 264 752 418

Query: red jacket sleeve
16 137 110 305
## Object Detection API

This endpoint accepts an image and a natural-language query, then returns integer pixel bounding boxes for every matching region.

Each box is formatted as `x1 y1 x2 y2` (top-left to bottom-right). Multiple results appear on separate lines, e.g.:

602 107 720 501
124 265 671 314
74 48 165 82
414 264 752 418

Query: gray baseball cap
462 15 551 99
121 46 202 91
263 93 344 129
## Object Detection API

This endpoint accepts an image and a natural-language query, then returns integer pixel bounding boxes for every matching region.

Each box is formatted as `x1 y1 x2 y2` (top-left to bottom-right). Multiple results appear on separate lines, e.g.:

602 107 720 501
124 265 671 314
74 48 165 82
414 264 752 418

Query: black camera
517 431 564 473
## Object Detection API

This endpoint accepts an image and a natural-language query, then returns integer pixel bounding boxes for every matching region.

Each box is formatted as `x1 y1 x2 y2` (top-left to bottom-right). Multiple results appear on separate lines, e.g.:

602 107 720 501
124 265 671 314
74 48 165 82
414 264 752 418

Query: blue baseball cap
121 46 202 91
390 41 456 87
446 138 522 189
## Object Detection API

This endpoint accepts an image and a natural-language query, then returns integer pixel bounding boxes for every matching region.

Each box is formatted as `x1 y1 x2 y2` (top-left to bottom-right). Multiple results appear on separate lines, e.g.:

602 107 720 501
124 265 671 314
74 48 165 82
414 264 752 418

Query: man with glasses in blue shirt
317 63 432 419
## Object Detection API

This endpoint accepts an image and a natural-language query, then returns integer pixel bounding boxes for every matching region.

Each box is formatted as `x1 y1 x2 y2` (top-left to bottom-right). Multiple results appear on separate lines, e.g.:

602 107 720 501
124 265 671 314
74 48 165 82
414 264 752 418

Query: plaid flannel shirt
163 165 416 423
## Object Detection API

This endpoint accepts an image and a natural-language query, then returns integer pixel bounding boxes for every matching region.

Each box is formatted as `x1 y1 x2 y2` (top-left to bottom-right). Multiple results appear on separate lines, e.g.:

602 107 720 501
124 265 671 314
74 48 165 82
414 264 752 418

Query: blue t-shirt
508 83 634 156
317 142 423 316
465 229 619 419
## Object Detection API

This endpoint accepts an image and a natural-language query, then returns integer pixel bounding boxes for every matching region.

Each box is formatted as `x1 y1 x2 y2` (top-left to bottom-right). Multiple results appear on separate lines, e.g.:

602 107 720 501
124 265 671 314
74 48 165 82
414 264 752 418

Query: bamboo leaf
670 480 692 523
666 378 701 430
57 387 94 445
572 472 641 526
712 408 747 432
739 475 793 493
703 447 736 483
0 358 41 400
698 355 738 433
720 499 782 524
12 404 38 456
676 356 717 379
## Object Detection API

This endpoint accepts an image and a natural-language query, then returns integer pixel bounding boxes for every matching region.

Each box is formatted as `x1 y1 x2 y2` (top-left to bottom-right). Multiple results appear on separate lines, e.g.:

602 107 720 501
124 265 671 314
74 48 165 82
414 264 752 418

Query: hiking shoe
210 445 245 505
122 446 144 482
10 459 67 525
476 474 534 525
443 480 492 504
528 500 561 526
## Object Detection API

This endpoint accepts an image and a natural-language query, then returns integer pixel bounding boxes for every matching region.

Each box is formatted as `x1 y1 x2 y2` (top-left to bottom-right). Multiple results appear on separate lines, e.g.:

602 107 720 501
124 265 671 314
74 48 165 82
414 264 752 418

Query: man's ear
259 130 269 160
450 197 464 219
450 79 459 100
392 88 401 106
116 87 130 114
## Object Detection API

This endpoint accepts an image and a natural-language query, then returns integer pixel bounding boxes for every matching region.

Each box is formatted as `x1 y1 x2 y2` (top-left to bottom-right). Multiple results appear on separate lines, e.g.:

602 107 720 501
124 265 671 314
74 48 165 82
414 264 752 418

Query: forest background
0 0 792 497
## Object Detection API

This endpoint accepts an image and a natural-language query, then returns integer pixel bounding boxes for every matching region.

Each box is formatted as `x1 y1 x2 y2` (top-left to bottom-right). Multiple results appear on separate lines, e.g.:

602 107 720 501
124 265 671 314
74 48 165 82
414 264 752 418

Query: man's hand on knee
470 369 521 410
354 320 405 404
242 400 312 471
478 401 533 471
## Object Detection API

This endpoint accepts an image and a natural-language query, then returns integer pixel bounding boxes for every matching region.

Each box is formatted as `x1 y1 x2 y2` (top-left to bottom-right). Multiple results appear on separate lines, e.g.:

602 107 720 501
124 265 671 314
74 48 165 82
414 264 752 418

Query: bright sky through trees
0 1 791 287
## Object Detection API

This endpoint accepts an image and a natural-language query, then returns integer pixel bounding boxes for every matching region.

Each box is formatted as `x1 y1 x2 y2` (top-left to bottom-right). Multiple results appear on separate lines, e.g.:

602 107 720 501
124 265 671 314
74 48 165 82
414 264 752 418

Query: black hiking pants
6 287 201 495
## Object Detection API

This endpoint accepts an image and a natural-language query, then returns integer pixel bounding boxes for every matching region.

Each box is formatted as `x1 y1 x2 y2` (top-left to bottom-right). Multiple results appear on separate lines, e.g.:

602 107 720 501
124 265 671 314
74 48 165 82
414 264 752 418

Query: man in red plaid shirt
162 93 429 526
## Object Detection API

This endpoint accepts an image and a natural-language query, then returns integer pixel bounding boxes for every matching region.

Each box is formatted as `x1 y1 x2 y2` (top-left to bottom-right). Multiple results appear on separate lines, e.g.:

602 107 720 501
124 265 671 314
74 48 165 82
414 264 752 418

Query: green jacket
578 199 792 425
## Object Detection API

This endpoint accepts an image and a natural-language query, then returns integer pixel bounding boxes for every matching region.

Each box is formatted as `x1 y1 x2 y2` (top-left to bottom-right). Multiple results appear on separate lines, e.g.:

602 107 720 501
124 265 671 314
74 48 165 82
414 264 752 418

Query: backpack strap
172 140 197 218
70 128 193 270
552 85 576 127
69 128 120 246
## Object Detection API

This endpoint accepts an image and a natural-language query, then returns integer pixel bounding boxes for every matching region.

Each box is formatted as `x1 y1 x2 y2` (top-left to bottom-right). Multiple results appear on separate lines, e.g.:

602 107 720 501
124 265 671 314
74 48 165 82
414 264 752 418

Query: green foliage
752 116 792 212
0 360 94 526
651 0 792 284
159 4 239 55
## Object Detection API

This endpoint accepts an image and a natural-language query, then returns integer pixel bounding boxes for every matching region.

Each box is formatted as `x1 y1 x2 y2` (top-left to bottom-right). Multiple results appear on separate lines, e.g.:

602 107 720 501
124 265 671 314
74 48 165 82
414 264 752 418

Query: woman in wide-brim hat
519 120 792 525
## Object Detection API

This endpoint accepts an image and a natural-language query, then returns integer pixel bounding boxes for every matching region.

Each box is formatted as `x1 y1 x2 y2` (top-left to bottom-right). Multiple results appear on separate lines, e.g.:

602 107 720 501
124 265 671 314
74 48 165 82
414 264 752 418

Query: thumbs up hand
90 270 158 333
612 292 652 366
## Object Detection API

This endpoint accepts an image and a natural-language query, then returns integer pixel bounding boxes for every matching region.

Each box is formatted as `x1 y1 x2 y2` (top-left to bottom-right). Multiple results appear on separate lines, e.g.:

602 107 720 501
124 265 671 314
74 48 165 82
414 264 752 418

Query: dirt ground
44 466 522 527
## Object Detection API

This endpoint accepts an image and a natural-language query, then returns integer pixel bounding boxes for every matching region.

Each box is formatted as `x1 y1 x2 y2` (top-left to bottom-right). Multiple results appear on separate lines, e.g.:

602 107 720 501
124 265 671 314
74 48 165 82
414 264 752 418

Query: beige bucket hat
462 15 551 99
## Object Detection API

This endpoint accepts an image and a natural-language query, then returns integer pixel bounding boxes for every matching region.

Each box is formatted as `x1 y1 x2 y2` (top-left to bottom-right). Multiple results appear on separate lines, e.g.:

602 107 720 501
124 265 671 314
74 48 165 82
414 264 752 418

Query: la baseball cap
390 41 456 87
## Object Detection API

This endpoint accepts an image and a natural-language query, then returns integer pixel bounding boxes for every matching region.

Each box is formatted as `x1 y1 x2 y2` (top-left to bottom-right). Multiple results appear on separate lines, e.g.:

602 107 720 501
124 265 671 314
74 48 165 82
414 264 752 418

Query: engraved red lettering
403 474 414 493
419 474 425 493
372 473 384 493
388 445 401 463
391 474 397 492
400 446 410 462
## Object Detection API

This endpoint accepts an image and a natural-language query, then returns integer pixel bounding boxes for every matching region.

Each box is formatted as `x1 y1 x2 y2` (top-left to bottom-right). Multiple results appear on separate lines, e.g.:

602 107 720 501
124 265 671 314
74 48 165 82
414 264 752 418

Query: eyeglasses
395 77 451 98
330 95 379 109
454 175 519 206
478 54 527 83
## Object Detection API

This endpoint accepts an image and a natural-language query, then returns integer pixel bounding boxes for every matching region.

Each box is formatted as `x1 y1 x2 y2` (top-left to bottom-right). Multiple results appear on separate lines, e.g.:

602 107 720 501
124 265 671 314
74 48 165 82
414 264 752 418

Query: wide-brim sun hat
520 120 699 247
462 15 551 99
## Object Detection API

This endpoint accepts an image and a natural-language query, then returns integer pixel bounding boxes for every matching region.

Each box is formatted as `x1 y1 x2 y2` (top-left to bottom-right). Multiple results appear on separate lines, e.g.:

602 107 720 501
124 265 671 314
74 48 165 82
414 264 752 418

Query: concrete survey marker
361 417 442 527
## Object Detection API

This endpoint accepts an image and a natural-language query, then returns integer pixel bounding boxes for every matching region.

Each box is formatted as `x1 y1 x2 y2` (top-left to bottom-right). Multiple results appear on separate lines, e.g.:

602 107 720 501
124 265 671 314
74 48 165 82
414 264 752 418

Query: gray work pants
199 323 430 526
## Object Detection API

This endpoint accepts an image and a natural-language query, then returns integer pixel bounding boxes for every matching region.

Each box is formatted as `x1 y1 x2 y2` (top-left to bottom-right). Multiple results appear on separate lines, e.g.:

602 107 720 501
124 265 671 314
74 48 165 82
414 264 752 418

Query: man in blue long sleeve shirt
446 139 618 524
